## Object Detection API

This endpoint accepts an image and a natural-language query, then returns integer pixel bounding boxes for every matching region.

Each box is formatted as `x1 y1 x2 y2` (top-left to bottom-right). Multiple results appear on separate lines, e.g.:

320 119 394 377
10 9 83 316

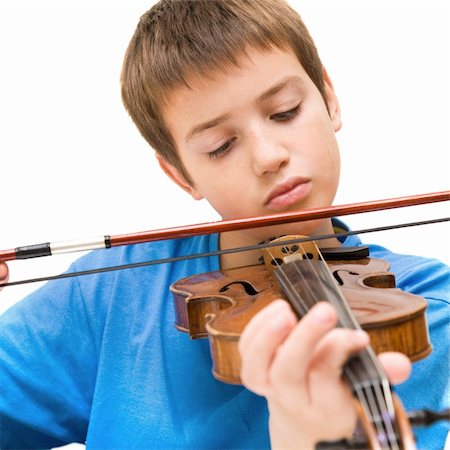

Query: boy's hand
238 300 411 450
0 261 9 290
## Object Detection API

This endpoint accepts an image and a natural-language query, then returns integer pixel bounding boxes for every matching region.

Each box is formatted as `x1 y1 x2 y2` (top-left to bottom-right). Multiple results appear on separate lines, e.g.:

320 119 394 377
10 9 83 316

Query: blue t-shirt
1 221 449 449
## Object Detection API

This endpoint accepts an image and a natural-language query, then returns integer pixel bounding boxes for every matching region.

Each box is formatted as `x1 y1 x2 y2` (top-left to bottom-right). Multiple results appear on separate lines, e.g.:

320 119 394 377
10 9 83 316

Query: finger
309 327 370 376
239 300 297 394
0 262 8 284
378 352 411 385
238 299 293 353
269 302 340 386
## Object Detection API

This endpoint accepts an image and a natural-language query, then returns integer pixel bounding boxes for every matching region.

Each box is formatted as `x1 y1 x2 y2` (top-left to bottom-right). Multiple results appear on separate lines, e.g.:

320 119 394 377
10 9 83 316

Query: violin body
171 247 431 385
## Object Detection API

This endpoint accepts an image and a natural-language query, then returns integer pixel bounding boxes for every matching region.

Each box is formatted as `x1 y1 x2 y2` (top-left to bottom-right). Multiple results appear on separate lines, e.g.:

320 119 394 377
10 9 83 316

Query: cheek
186 152 254 215
299 109 341 197
194 172 249 218
208 195 250 220
315 144 340 191
309 111 341 171
288 98 338 152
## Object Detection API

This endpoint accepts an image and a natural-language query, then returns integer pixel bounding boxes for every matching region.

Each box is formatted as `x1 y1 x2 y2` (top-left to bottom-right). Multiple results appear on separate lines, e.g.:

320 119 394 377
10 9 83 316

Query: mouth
264 177 311 210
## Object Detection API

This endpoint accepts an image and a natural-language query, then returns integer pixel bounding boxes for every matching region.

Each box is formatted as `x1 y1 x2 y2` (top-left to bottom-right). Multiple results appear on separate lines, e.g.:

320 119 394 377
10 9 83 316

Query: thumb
378 352 411 385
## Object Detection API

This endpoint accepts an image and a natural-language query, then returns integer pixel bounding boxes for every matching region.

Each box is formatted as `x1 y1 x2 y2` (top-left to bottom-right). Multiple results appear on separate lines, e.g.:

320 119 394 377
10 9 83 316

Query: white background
0 1 449 448
0 1 449 311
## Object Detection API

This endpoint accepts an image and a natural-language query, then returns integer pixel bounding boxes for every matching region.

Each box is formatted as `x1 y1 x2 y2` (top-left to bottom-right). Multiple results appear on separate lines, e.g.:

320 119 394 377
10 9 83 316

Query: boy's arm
0 262 98 448
239 300 411 450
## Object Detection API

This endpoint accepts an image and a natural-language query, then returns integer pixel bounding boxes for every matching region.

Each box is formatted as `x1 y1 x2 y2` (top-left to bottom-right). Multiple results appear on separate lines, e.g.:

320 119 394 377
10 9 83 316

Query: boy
0 1 448 449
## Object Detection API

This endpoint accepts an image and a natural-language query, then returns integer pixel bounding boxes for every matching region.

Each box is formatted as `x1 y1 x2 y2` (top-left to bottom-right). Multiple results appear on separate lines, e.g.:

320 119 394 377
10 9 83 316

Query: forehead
162 47 312 140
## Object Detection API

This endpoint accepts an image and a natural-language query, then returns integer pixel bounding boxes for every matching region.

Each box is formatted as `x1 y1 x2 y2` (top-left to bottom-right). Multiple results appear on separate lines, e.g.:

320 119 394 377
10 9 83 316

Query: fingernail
355 330 370 345
311 302 335 325
270 299 288 311
269 308 292 331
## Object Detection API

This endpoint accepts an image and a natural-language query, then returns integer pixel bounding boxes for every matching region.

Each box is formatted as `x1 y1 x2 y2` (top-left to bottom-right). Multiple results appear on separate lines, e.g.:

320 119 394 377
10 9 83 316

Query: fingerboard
275 259 380 382
275 259 402 449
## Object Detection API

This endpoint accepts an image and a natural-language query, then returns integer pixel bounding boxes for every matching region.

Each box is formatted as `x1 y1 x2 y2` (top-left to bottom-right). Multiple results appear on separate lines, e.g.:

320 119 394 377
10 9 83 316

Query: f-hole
219 281 260 296
333 269 359 286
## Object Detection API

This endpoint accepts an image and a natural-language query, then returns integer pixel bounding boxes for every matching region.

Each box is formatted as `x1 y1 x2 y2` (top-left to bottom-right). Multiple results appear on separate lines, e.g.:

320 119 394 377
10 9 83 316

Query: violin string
264 245 373 442
263 244 370 443
346 372 388 449
315 260 398 447
297 246 396 449
269 246 389 446
1 217 447 288
368 379 397 449
307 247 399 443
346 372 398 450
316 250 401 450
321 274 399 447
268 242 399 449
305 258 398 449
310 253 399 449
366 349 399 448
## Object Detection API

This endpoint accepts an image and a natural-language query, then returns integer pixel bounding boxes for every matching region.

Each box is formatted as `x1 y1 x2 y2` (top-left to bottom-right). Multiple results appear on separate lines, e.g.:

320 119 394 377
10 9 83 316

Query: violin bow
1 191 449 261
0 191 448 287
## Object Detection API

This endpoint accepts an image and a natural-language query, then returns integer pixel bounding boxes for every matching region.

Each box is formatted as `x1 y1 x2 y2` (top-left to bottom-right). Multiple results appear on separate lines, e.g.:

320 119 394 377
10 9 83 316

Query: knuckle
267 368 284 387
268 358 295 387
240 365 268 394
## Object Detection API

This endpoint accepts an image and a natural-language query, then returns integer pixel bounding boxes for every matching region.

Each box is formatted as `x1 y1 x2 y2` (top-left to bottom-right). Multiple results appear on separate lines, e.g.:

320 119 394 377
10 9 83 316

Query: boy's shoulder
337 218 449 302
366 242 449 302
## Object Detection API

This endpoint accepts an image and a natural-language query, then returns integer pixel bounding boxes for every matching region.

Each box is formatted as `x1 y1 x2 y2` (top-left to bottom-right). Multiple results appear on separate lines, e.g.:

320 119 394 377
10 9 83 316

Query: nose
249 129 289 176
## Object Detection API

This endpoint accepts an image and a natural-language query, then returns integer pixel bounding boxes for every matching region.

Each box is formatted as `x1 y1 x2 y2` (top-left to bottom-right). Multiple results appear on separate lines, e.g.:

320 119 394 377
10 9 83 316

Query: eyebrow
186 114 231 143
257 75 304 103
185 75 304 143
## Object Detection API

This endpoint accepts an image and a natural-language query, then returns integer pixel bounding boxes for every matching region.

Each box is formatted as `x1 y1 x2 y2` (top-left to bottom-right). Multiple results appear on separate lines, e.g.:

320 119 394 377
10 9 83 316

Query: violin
171 236 446 449
170 237 431 384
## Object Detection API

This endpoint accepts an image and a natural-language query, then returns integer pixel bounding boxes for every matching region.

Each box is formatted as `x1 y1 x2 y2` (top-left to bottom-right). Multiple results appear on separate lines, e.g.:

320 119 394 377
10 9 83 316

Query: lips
265 177 311 210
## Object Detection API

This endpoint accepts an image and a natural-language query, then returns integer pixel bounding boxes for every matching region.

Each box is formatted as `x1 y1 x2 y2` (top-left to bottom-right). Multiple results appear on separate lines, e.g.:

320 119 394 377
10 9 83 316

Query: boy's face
160 46 342 240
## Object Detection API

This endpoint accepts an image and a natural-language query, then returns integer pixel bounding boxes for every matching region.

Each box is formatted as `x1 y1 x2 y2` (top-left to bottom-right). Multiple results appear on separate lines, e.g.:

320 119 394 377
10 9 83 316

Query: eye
270 103 302 122
208 137 237 160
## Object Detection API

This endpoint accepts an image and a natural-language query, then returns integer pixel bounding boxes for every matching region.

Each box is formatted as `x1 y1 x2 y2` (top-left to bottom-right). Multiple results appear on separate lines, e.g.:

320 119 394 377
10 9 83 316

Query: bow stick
1 191 449 263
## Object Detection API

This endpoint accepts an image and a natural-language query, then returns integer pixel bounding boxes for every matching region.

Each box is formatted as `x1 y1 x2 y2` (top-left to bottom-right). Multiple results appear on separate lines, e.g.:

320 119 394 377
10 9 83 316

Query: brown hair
121 0 326 185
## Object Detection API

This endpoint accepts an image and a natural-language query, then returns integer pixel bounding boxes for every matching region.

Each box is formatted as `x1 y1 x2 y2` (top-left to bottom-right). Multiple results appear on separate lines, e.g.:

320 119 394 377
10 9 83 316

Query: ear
322 68 342 132
156 154 204 200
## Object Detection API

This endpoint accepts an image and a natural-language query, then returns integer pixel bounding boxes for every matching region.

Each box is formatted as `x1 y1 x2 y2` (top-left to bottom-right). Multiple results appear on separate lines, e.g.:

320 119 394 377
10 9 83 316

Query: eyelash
270 103 302 121
208 137 237 160
207 103 302 159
